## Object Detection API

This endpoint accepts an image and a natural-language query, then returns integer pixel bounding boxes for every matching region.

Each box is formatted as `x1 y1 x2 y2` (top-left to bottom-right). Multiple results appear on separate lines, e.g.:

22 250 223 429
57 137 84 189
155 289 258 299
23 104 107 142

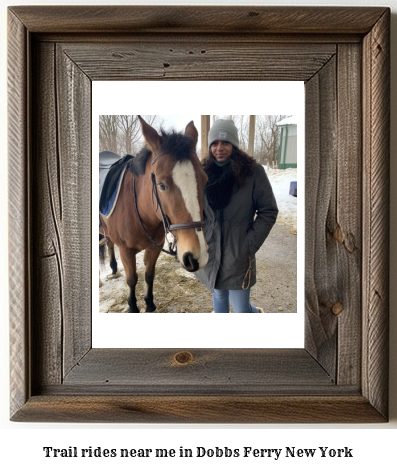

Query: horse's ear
185 121 198 148
138 115 163 152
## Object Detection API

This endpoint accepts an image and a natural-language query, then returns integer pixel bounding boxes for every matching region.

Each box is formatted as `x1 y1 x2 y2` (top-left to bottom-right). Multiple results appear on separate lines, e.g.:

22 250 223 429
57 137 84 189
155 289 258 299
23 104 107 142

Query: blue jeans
212 288 259 313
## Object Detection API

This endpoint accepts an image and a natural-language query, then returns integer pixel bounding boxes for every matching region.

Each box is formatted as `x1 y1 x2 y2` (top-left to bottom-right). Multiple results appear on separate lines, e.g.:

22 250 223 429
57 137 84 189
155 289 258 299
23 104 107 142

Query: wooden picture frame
8 6 390 423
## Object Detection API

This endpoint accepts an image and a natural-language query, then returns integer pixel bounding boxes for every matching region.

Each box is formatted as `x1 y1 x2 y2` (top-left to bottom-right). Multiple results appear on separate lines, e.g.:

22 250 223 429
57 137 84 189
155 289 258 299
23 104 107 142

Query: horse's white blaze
172 160 201 220
172 160 209 267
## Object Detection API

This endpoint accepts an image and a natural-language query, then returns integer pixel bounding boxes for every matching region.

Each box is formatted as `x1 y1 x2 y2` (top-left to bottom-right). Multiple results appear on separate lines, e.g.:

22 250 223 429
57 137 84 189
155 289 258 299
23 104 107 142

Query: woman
195 119 278 313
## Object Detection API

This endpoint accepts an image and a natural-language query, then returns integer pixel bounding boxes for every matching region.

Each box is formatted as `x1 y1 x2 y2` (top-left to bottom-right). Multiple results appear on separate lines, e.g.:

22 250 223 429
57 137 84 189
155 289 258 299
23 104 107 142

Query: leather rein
133 150 205 256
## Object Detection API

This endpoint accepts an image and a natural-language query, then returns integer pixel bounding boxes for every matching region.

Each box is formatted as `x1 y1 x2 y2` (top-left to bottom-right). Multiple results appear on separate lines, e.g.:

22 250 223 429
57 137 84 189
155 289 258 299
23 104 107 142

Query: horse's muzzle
182 252 200 272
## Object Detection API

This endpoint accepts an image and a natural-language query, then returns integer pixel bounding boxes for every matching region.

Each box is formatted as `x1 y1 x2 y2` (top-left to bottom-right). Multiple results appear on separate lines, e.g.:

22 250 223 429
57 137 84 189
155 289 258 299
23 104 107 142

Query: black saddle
99 151 134 214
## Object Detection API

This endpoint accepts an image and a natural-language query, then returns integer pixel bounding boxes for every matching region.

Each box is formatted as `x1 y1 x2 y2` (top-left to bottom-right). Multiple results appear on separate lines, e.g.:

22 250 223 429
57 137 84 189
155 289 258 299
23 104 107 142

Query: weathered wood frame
8 6 390 423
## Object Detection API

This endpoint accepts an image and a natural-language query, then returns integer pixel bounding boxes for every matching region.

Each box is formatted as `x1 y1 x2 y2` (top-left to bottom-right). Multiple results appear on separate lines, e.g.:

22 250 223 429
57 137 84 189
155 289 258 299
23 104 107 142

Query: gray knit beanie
208 119 239 149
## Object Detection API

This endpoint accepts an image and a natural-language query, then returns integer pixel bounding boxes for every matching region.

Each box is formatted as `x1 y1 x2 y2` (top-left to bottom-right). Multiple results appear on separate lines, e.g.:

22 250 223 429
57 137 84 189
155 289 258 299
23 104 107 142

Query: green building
276 116 297 169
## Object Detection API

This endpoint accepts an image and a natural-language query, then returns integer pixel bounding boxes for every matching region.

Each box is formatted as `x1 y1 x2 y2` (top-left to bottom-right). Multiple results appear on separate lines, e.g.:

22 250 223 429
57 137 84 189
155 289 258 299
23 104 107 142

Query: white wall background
1 0 396 469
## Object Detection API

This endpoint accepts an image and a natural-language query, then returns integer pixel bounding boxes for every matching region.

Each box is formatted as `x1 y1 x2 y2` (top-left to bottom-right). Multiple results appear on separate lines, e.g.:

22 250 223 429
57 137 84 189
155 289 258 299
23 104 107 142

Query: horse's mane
129 129 196 175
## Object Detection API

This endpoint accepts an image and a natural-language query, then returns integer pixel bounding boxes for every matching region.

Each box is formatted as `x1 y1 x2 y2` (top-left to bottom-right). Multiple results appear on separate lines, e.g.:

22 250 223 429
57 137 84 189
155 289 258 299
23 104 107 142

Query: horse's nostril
183 252 199 272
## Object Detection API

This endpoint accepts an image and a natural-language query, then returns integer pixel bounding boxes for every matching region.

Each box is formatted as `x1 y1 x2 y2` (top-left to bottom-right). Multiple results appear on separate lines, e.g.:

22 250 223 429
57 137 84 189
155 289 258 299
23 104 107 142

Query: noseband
133 150 205 256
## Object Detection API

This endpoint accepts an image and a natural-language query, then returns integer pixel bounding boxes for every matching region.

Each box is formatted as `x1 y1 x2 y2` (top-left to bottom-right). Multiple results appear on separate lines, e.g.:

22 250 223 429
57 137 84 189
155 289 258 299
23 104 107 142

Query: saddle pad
99 153 134 218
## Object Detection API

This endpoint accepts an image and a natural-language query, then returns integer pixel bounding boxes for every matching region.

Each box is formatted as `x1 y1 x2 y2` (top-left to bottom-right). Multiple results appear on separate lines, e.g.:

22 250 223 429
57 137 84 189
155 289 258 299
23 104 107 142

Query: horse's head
138 116 209 272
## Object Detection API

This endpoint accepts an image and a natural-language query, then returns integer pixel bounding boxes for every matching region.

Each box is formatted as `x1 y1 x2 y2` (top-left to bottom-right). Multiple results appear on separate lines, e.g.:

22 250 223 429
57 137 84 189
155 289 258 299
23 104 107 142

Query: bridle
133 150 205 256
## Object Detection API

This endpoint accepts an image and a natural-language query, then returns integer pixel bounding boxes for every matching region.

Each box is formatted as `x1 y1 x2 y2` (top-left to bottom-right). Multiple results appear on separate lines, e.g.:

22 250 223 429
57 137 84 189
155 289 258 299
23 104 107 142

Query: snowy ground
266 167 297 231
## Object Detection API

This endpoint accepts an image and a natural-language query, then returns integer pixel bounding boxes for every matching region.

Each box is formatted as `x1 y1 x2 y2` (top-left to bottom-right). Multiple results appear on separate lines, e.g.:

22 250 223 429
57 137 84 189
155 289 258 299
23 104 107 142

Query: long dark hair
201 147 256 187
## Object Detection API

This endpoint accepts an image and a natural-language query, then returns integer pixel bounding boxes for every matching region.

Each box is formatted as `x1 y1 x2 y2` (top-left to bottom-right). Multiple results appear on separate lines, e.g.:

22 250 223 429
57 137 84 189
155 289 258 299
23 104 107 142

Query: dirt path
99 221 297 313
251 223 297 313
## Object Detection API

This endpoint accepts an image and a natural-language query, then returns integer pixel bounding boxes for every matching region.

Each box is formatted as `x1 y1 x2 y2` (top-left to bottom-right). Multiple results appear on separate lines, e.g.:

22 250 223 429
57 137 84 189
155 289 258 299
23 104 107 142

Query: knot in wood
174 351 194 365
331 302 344 316
333 225 344 244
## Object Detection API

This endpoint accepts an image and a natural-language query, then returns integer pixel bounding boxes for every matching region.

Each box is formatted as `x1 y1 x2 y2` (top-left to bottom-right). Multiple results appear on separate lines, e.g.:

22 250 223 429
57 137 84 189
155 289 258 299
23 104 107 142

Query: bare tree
255 115 287 166
248 115 256 156
99 115 119 153
117 116 141 154
234 115 249 151
99 115 160 155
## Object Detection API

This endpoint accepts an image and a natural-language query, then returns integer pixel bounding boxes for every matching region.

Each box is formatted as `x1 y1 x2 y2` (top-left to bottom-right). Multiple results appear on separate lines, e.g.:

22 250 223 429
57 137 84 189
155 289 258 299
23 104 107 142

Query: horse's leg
99 234 105 287
106 239 121 279
118 246 139 313
143 245 161 312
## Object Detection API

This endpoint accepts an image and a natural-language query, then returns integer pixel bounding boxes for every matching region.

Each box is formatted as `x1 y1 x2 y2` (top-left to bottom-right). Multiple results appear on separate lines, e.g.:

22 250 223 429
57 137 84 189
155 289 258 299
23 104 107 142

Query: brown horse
99 116 209 313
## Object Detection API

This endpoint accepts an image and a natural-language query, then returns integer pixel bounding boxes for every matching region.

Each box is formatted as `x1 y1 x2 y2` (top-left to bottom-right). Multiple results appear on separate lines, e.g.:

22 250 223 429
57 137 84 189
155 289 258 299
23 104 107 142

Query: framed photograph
8 6 390 423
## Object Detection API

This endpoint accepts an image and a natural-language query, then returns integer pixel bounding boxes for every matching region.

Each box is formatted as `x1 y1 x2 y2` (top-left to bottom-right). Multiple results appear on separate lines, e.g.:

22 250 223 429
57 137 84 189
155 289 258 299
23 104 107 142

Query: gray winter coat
195 163 278 291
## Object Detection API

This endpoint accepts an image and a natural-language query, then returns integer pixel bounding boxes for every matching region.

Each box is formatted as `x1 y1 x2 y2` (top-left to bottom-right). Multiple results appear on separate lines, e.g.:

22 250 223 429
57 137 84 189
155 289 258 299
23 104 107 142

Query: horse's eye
158 182 168 192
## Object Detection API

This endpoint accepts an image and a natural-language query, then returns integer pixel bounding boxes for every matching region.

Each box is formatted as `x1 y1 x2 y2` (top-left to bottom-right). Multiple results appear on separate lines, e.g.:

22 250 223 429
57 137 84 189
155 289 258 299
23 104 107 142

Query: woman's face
210 140 233 164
